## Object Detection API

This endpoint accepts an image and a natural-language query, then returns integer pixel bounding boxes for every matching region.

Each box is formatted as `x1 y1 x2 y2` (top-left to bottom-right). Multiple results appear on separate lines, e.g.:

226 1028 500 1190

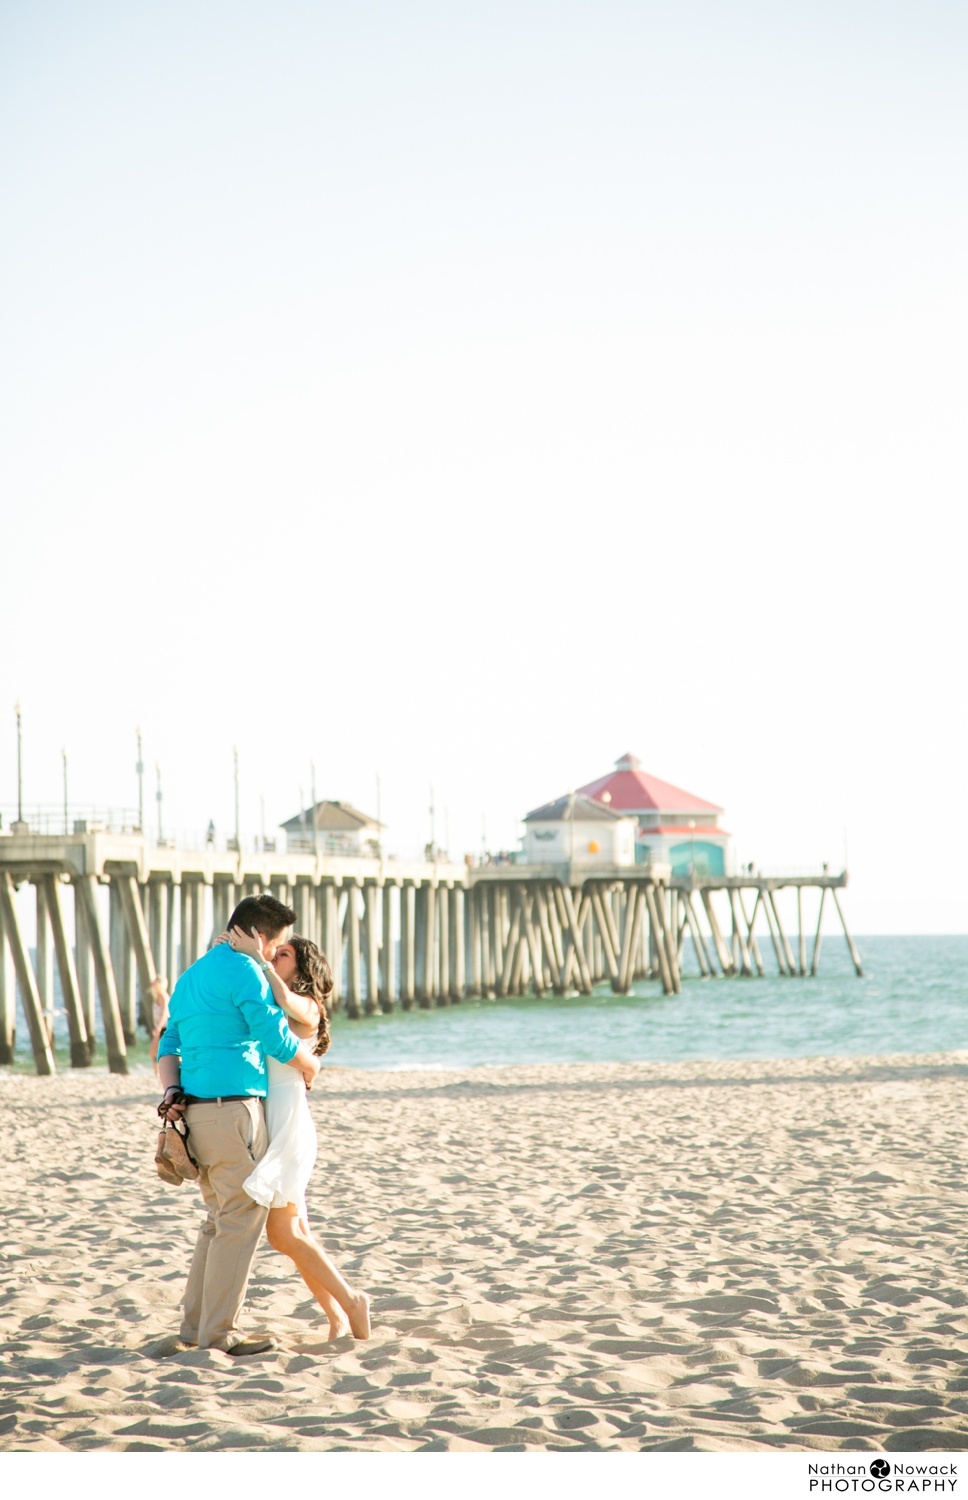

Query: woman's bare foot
348 1291 371 1340
327 1308 351 1339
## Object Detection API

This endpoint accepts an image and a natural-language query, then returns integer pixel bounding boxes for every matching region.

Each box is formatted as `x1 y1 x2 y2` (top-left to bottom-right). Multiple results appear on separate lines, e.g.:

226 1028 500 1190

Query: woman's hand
228 925 266 962
212 931 230 947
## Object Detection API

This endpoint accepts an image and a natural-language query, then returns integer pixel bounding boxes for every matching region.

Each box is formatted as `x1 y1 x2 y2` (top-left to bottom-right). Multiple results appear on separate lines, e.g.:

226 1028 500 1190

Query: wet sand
2 1052 968 1452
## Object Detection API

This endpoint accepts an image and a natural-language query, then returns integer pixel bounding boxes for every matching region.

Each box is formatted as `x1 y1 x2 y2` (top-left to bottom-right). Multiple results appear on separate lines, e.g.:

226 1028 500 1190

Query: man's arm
156 1021 185 1119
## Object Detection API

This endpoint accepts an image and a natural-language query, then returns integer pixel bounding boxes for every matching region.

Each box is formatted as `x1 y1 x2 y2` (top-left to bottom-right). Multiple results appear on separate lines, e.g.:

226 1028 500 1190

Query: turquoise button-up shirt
157 944 300 1097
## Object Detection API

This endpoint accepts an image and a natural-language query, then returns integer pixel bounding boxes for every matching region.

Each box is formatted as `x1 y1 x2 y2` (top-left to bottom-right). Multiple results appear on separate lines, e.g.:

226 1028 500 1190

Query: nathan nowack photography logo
807 1460 958 1492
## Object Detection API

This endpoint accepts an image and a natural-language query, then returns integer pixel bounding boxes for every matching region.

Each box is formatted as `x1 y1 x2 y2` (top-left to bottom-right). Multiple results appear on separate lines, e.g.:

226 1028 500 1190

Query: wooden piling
510 912 528 995
345 878 362 1018
622 885 647 992
73 886 96 1047
700 889 734 976
115 875 158 1039
521 888 546 997
414 882 429 1008
40 875 89 1066
422 881 437 1007
831 888 863 976
400 880 416 1009
379 881 395 1012
683 893 712 978
561 886 593 994
644 883 675 996
110 879 137 1043
797 886 806 976
0 872 55 1075
437 883 450 1005
738 890 765 976
653 884 681 994
546 885 566 979
480 885 496 997
0 899 15 1064
617 885 640 992
363 879 380 1014
761 888 789 975
468 884 482 998
676 895 688 971
590 885 620 986
34 880 54 1042
319 880 341 1008
769 890 797 976
73 875 128 1074
492 888 507 984
498 888 523 998
450 884 465 1001
810 887 827 976
534 885 563 993
727 888 752 976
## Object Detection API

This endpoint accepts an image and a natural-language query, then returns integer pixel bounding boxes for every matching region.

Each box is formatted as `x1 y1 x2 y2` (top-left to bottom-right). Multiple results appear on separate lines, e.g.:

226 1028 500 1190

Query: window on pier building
668 841 725 877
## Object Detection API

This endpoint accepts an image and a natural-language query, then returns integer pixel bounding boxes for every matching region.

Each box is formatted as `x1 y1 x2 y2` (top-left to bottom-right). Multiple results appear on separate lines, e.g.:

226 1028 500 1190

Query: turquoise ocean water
10 935 966 1073
320 935 967 1072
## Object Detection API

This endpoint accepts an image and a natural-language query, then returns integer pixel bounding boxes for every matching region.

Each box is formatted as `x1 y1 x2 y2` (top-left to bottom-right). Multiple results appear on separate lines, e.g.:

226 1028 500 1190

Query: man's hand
158 1085 187 1123
287 1045 321 1090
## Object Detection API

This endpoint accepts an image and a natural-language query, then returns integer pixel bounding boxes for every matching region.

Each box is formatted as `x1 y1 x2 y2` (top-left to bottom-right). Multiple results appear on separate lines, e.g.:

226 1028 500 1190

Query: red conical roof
578 754 722 815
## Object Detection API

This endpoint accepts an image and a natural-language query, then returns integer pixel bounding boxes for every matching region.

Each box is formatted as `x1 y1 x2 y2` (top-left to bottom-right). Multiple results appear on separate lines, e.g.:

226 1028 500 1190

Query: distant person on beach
147 975 170 1072
157 894 321 1357
217 924 370 1340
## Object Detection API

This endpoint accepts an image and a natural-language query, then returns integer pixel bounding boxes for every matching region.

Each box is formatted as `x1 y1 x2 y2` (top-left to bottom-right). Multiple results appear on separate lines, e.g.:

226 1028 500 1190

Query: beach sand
2 1051 968 1452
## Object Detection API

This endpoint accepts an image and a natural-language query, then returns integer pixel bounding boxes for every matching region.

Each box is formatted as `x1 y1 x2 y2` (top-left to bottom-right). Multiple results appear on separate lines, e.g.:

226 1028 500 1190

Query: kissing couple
157 892 370 1356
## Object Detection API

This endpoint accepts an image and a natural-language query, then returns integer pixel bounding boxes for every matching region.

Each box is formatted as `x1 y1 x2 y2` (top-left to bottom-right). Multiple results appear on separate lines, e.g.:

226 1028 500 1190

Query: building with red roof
576 753 733 876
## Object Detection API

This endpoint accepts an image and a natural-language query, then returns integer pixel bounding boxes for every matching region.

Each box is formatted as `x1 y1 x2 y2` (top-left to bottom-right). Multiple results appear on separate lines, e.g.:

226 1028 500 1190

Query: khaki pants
180 1098 269 1351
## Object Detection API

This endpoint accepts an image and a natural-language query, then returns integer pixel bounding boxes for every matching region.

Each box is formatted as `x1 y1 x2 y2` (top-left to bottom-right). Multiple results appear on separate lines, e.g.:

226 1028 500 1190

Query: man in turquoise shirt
158 893 319 1356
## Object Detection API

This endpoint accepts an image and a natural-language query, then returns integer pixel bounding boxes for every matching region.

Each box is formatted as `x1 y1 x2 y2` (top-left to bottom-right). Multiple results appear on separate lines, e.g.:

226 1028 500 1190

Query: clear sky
1 1 965 932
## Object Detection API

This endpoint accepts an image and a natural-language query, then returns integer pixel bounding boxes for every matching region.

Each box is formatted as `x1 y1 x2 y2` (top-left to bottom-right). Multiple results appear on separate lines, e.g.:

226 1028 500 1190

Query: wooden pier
0 829 861 1075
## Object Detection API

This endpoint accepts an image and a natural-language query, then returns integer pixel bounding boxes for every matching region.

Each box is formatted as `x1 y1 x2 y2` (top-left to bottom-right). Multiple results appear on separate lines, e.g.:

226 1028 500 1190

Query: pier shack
0 826 861 1076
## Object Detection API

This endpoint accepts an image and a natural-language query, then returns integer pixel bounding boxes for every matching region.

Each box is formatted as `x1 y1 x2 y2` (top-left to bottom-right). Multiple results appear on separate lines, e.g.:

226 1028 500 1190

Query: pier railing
0 830 861 1076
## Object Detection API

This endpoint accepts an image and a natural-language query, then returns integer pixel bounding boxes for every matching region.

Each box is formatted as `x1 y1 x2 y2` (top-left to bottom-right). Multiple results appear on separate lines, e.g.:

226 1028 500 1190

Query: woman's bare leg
300 1274 350 1338
266 1205 371 1339
296 1215 350 1336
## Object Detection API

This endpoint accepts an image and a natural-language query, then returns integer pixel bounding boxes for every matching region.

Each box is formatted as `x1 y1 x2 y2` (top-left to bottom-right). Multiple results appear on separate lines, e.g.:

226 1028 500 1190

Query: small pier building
523 794 637 868
281 800 382 858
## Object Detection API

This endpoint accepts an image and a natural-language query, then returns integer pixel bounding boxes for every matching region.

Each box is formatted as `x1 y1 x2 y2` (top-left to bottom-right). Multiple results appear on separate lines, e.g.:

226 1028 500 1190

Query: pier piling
0 825 863 1071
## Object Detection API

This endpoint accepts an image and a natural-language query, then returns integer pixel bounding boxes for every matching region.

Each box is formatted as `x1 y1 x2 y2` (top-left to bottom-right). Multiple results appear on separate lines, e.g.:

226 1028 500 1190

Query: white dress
243 1056 317 1220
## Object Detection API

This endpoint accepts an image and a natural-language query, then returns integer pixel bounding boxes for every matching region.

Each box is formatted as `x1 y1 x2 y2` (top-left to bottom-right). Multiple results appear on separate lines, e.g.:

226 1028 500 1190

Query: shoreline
3 1051 968 1452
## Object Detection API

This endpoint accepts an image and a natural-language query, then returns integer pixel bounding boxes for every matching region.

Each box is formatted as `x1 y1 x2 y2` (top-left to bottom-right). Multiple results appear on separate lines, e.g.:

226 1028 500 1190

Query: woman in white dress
223 925 371 1341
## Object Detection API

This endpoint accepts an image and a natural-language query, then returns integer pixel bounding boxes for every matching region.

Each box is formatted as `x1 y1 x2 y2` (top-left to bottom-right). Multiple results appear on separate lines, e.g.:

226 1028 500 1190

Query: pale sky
1 1 965 932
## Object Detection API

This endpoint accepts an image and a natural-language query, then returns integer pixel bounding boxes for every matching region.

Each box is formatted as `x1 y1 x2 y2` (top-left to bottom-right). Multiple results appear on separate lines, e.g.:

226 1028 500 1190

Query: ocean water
321 934 968 1072
8 934 966 1073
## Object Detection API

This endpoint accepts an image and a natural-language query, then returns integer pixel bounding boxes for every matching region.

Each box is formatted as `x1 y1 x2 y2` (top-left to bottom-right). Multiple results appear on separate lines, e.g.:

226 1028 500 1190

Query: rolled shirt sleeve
235 962 301 1064
156 1015 181 1061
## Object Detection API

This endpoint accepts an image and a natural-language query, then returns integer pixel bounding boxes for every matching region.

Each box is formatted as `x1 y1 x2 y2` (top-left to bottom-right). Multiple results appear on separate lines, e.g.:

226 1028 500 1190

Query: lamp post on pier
136 729 144 832
156 764 163 845
13 703 26 832
233 747 240 853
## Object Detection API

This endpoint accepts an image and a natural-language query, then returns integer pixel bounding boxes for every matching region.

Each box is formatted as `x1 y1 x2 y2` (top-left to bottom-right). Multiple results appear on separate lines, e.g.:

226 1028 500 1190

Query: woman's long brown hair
287 935 333 1057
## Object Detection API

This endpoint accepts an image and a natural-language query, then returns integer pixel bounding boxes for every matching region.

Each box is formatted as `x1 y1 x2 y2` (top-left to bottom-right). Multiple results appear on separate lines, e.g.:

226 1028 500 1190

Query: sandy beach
2 1051 968 1452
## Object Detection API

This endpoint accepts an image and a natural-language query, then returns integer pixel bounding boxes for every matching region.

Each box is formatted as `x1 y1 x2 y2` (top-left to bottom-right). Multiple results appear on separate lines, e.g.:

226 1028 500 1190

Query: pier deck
0 831 860 1075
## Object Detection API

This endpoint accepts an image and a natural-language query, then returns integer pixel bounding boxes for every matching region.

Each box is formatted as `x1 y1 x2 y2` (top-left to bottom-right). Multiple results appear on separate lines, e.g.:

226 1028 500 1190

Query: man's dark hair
227 894 296 940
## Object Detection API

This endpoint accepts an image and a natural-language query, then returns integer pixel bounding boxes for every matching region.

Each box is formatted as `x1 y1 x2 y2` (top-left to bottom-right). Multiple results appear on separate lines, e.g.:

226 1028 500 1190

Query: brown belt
183 1093 259 1105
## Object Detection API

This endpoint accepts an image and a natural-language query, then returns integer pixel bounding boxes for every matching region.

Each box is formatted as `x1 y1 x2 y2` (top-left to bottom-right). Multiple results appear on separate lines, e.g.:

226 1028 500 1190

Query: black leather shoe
226 1337 277 1357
